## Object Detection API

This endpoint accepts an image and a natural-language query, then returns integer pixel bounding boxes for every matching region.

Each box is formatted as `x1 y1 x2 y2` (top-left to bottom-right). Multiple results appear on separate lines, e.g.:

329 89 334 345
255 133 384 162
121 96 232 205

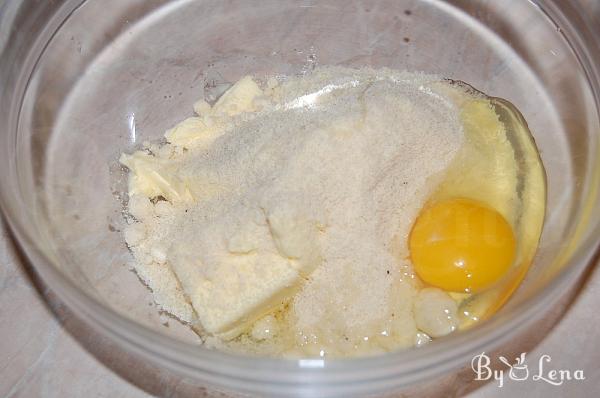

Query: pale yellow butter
164 116 221 149
164 76 263 149
212 75 263 117
169 211 322 338
119 151 193 203
170 249 302 338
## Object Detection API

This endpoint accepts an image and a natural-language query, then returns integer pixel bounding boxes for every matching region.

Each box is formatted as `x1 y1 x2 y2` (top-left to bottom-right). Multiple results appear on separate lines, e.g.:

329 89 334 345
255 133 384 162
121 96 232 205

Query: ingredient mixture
120 66 545 358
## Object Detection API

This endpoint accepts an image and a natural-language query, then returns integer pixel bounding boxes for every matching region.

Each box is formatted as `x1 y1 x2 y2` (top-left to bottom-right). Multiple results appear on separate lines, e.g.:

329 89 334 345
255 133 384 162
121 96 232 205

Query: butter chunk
169 245 303 339
120 151 193 203
164 116 221 149
167 207 323 339
212 75 263 117
193 99 212 116
226 224 262 254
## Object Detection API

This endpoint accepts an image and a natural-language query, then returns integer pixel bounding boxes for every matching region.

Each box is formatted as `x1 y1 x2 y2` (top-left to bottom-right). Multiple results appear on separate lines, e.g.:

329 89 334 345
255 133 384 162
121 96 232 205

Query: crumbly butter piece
121 78 264 202
193 99 212 116
170 248 304 339
165 76 263 149
164 117 221 149
212 75 263 117
169 210 322 339
119 151 193 203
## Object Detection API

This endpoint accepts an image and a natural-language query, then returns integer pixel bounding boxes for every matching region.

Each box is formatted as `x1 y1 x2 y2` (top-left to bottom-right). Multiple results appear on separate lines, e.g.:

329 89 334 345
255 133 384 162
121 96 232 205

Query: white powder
121 66 464 356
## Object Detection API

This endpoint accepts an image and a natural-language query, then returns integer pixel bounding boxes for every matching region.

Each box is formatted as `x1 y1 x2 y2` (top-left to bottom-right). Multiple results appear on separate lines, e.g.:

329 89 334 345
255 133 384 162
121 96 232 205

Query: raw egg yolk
409 198 516 293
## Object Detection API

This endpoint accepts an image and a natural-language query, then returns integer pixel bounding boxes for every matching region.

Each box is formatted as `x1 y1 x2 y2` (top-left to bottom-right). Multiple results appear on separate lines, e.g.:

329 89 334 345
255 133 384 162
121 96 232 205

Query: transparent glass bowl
1 0 599 396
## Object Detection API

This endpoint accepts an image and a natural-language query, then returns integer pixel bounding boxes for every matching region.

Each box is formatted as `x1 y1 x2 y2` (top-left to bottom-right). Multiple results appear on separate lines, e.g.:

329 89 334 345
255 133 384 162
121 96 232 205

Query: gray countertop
1 217 598 397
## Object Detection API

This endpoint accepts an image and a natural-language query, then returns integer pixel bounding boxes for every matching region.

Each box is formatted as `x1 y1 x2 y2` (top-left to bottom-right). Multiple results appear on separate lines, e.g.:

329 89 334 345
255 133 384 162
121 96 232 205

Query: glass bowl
1 0 599 396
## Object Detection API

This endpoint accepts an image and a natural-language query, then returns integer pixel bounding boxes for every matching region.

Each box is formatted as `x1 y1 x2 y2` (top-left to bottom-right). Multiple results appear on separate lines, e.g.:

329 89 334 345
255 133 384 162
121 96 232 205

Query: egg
409 198 516 293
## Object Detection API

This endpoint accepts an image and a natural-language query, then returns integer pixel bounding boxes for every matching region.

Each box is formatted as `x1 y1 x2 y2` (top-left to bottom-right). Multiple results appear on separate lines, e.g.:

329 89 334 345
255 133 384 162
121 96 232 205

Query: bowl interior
6 0 599 375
